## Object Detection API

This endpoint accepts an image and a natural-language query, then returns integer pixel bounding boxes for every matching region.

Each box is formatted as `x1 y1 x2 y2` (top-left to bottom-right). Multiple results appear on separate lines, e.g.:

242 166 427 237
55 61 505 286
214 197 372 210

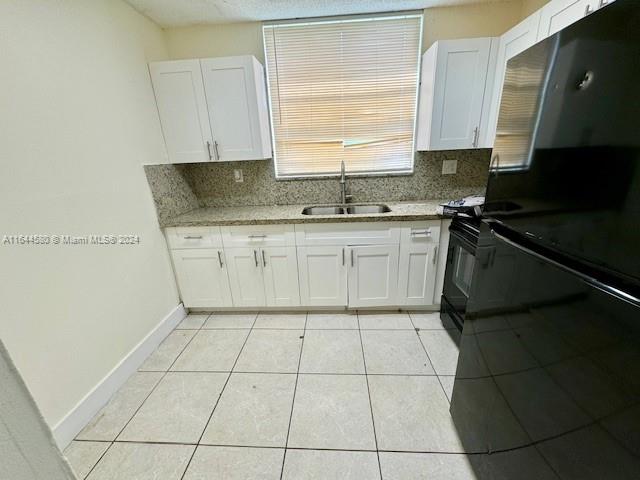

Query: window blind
263 13 423 178
493 41 549 171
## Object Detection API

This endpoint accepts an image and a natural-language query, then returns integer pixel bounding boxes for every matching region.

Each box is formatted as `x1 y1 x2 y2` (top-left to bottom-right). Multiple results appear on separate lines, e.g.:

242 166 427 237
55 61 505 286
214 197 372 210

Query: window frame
262 11 424 180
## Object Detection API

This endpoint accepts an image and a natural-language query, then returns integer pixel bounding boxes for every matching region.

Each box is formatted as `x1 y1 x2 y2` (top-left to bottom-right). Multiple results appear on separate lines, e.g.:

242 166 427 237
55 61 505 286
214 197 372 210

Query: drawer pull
411 229 432 237
248 234 267 239
183 235 203 240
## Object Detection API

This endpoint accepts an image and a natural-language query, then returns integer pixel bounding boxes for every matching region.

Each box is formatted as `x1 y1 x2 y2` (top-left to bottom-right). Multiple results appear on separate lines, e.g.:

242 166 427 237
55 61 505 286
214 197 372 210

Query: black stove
440 213 481 331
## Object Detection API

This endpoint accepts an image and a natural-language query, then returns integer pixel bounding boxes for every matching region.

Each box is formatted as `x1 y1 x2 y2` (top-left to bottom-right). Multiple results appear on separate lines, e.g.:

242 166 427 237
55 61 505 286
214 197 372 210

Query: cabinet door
297 246 347 307
537 0 598 41
430 38 493 150
484 12 541 147
433 219 452 305
171 249 232 308
262 247 300 307
149 60 213 163
397 242 438 307
201 56 271 161
225 247 266 307
348 245 399 308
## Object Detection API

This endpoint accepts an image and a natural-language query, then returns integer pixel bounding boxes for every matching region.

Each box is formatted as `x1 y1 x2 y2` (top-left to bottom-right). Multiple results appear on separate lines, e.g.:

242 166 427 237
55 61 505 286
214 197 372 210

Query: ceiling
125 0 504 27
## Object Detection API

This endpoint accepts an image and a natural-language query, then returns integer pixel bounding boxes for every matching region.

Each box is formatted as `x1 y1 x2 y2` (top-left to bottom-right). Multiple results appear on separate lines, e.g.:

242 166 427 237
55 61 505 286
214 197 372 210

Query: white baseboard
52 303 187 449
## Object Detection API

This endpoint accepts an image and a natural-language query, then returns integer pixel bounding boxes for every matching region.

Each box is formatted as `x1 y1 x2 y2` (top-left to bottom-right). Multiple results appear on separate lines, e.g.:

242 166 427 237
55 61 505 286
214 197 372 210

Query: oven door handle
491 229 640 308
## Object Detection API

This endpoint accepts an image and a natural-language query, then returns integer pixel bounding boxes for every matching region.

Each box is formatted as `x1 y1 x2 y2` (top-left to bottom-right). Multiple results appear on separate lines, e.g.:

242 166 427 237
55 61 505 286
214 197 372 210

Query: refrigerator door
484 0 640 282
450 222 640 478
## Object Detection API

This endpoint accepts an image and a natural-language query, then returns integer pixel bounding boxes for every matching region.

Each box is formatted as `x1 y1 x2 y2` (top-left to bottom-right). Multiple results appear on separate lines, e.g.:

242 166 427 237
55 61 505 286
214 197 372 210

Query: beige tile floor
64 311 501 479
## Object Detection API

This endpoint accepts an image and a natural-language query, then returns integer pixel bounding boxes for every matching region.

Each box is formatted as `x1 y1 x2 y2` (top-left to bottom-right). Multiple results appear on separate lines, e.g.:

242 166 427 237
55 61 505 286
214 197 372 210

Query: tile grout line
135 369 448 377
80 312 213 479
178 312 259 480
356 311 384 480
408 312 451 404
279 311 308 480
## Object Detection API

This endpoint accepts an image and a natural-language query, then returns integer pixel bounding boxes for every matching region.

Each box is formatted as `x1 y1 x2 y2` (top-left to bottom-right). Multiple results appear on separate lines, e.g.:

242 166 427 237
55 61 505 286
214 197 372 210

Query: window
263 13 423 178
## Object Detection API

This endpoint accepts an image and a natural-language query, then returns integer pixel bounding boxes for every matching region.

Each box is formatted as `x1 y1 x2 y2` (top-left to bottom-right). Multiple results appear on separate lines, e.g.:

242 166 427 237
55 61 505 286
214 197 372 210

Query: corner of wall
144 164 201 225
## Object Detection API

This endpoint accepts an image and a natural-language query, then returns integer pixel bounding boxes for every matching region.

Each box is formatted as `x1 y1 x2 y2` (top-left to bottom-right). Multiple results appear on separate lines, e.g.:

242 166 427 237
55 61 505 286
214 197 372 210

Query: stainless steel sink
301 205 345 215
345 204 391 214
301 204 391 215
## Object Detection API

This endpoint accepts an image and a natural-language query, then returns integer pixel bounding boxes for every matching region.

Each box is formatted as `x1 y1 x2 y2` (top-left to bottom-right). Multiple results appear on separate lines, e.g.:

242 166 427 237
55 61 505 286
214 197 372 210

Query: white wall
0 340 75 480
164 1 525 61
0 0 179 436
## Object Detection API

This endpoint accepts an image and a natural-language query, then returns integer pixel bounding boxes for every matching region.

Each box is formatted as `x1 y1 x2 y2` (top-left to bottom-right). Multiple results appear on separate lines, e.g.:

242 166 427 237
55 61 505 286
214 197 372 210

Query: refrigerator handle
491 229 640 308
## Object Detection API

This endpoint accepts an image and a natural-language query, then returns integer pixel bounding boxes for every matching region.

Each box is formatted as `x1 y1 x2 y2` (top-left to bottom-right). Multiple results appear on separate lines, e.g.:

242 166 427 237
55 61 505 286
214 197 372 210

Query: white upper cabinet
484 12 542 148
201 56 272 161
150 55 271 163
537 0 603 41
416 37 497 151
149 60 213 164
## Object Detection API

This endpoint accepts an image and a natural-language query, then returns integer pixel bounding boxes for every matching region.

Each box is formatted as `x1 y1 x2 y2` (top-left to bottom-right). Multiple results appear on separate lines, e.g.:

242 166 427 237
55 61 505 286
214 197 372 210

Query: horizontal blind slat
264 14 421 177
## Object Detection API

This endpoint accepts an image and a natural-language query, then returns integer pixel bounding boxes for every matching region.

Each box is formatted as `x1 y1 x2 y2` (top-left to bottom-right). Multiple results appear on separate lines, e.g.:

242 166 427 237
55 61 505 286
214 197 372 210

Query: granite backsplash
145 149 491 224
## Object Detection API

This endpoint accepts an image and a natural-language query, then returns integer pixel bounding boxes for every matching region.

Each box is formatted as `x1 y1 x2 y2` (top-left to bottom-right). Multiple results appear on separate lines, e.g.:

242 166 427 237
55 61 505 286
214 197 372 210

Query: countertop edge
161 213 443 227
159 201 448 228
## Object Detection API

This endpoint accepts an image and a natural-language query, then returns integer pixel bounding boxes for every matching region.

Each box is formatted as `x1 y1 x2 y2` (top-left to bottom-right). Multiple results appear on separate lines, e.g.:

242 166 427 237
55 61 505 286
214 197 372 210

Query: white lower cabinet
171 248 233 308
348 245 399 308
262 247 300 307
168 221 448 310
225 247 266 307
297 246 348 307
397 242 438 307
225 247 300 307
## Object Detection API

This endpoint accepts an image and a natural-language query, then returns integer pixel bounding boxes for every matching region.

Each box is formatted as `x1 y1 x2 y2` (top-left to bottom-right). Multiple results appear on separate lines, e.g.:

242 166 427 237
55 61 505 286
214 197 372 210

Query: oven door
441 222 478 328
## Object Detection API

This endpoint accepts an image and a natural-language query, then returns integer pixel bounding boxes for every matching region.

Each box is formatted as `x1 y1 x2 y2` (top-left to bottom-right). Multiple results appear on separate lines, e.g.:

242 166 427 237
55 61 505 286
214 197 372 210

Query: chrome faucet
339 160 352 204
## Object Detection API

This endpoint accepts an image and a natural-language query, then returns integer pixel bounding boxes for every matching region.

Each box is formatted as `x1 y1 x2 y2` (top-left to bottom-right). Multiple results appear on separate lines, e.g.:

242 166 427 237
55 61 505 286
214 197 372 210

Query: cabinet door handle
598 0 607 6
472 127 479 147
183 235 203 240
262 249 267 267
213 141 220 160
206 141 213 160
584 4 593 15
433 245 438 264
217 250 224 268
342 247 345 266
350 249 354 267
253 249 258 267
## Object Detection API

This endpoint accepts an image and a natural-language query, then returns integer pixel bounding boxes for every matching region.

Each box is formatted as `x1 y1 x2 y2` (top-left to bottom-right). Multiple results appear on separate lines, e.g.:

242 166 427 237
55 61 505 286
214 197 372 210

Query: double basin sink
302 204 391 215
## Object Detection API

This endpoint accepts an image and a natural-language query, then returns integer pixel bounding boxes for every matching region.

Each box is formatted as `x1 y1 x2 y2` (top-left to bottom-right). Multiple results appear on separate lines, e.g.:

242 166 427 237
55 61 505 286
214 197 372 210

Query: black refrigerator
450 0 640 478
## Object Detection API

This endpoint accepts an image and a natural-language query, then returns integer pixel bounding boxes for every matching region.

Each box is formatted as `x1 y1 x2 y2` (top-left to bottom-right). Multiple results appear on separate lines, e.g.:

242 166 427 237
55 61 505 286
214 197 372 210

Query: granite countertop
161 200 447 227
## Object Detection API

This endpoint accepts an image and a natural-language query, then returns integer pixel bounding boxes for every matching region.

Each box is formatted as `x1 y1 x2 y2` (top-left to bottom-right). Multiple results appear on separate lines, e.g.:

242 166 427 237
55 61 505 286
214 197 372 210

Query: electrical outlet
442 159 457 175
234 169 243 183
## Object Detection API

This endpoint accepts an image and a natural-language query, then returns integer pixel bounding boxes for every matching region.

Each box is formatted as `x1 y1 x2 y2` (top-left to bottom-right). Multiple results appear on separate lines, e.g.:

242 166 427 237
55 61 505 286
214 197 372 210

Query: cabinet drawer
400 221 441 245
294 222 401 246
166 227 223 249
221 224 295 248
